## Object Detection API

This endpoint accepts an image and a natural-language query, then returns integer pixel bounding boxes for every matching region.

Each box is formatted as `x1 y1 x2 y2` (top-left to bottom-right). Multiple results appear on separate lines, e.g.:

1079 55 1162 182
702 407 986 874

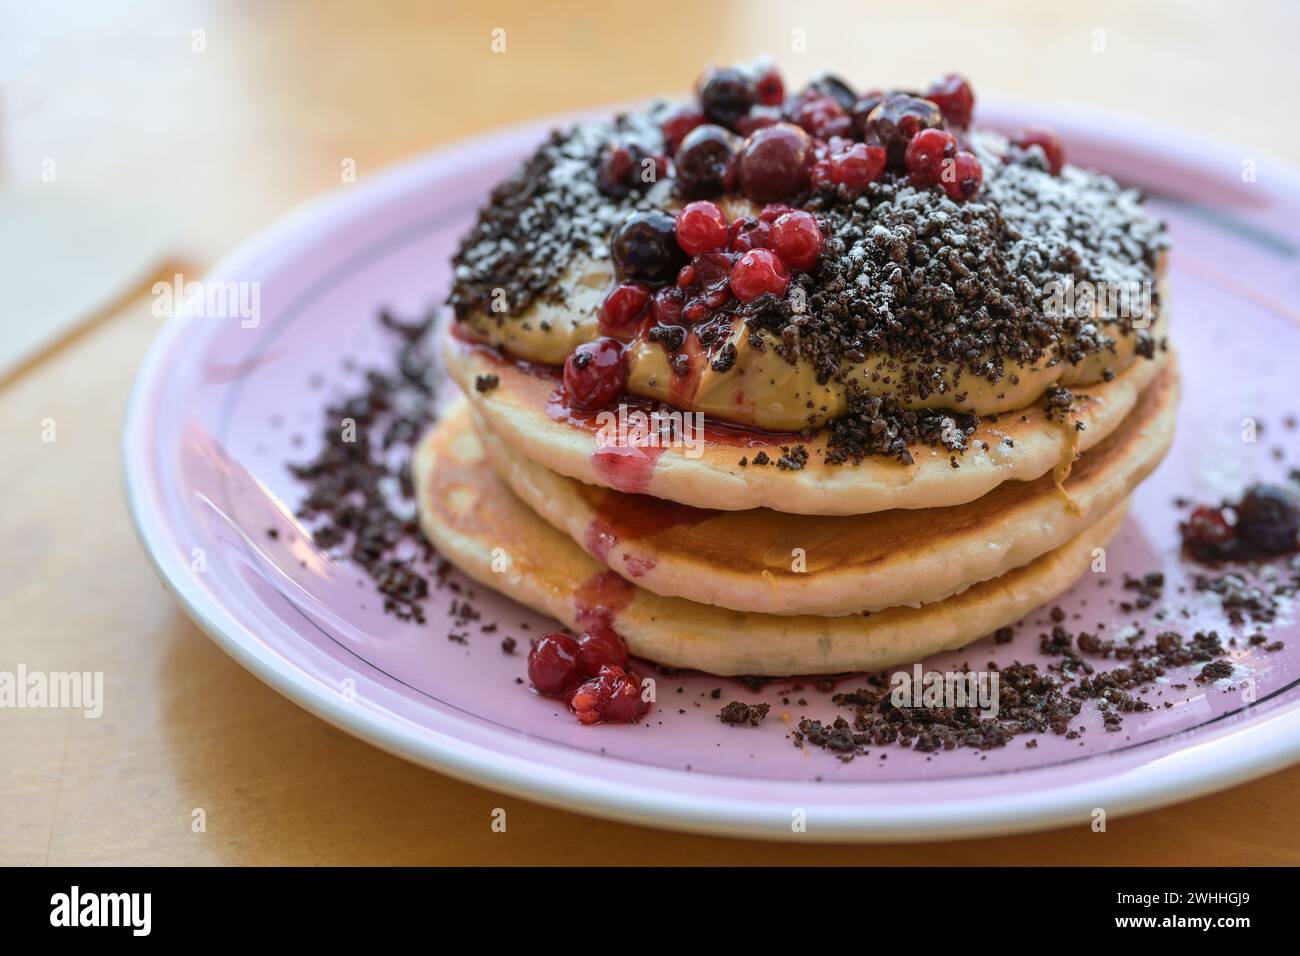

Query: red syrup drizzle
573 570 635 635
583 492 718 576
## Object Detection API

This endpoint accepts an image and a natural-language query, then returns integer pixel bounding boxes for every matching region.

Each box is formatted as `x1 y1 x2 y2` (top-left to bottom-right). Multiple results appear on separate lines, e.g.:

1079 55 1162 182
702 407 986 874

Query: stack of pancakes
416 87 1180 681
416 328 1177 676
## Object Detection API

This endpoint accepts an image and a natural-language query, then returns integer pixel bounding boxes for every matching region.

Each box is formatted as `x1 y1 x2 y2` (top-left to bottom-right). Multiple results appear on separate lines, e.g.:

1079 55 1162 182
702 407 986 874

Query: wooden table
4 0 1300 865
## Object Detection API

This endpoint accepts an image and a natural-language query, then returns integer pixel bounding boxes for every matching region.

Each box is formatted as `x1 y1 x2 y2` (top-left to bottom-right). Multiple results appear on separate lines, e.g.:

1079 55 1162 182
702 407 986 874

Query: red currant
597 283 650 336
730 249 791 302
675 201 730 255
527 633 582 694
904 128 957 188
770 210 823 271
941 150 983 201
563 338 627 412
1012 127 1065 175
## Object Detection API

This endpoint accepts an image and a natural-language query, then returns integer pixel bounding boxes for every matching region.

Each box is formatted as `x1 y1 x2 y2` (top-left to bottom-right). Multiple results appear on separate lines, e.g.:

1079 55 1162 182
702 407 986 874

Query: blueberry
610 210 686 285
1236 484 1300 554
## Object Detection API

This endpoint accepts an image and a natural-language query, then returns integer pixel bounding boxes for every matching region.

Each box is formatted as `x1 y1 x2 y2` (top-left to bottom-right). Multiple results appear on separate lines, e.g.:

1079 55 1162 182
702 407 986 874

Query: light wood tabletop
4 0 1300 865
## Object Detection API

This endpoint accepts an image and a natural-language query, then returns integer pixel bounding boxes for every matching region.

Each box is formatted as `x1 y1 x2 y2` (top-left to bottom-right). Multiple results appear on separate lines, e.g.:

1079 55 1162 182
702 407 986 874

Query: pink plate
125 104 1300 841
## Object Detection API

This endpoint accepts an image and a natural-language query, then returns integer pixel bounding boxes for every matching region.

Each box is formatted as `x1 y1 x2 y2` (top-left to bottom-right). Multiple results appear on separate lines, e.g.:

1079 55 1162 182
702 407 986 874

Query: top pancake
444 325 1171 515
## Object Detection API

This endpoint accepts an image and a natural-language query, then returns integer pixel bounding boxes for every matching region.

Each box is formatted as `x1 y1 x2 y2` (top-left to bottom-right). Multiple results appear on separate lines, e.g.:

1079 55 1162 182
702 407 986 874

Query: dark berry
700 67 755 127
904 128 957 187
1182 505 1235 561
792 94 854 141
597 283 650 336
1013 127 1065 175
673 124 740 198
610 210 686 284
527 632 582 694
925 73 975 128
941 150 983 201
691 251 735 295
569 665 648 725
1236 484 1300 554
563 338 627 411
850 89 885 138
770 210 823 271
865 92 945 168
661 108 705 153
828 142 887 190
577 627 629 676
727 216 771 253
738 123 812 203
675 201 730 255
803 73 856 110
730 249 790 302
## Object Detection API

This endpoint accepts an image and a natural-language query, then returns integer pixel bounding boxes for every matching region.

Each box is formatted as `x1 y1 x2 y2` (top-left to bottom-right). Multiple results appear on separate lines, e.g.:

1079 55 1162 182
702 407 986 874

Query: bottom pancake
414 398 1130 676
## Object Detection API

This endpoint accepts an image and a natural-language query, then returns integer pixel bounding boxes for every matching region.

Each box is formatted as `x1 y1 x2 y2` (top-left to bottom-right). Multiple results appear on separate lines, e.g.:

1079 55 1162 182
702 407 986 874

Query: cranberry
563 338 627 411
793 94 854 141
674 124 740 198
597 283 650 335
941 150 983 201
650 285 684 325
569 665 649 725
864 93 945 168
675 201 730 256
925 73 975 128
1182 505 1235 562
850 89 885 138
661 108 705 154
1013 127 1065 175
802 73 857 110
904 128 957 187
770 211 823 271
753 63 785 106
610 210 686 284
728 216 771 253
828 142 887 190
691 251 735 294
577 627 629 675
1236 484 1300 554
527 632 582 694
738 123 813 203
730 249 790 302
700 67 755 127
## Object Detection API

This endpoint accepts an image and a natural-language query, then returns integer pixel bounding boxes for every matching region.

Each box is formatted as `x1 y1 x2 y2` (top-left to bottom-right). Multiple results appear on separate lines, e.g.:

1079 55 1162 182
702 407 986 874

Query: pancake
413 399 1130 675
444 325 1171 516
470 360 1178 615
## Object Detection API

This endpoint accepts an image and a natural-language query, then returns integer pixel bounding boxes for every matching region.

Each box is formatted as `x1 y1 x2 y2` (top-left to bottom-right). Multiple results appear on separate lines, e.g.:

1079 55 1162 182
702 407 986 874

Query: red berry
569 665 649 725
563 338 627 412
527 633 582 694
650 285 684 325
759 203 791 223
864 93 945 168
734 106 782 136
577 627 629 676
850 89 885 138
691 251 735 294
941 150 983 201
597 283 650 335
793 93 853 141
1182 505 1235 561
770 211 823 271
728 217 771 253
1013 127 1065 175
662 108 705 153
904 128 957 188
738 123 813 203
829 142 887 190
730 249 791 302
675 201 730 255
754 64 785 106
925 73 975 128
